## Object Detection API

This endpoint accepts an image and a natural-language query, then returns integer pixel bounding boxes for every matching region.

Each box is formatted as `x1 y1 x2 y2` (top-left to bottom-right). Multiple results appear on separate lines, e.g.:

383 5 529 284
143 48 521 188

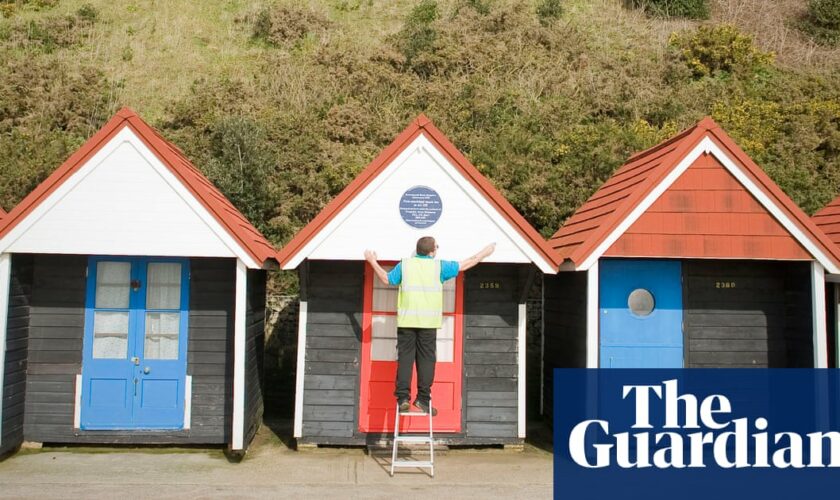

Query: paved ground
0 422 553 499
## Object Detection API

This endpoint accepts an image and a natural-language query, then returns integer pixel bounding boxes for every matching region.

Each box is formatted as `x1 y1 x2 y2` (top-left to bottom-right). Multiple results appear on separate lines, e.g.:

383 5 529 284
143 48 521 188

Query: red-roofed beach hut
542 118 840 415
278 115 558 447
0 108 275 458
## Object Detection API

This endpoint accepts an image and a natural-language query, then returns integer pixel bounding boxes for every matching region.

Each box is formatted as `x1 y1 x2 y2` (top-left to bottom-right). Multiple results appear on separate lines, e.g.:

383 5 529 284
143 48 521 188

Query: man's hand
459 242 496 272
364 249 378 263
364 249 390 285
478 243 496 259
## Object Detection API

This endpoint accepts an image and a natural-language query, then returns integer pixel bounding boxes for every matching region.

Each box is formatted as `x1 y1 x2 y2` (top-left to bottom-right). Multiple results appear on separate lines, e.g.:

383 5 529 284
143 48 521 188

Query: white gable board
0 127 255 264
291 135 554 272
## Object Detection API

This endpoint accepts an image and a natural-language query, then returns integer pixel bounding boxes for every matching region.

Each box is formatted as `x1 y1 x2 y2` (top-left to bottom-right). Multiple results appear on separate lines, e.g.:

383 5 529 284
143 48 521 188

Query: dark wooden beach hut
542 117 840 415
277 115 559 447
0 108 275 458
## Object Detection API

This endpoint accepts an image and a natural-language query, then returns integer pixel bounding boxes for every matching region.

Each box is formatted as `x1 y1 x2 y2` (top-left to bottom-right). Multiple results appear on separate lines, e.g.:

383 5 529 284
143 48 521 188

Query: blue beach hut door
80 257 189 429
599 259 683 368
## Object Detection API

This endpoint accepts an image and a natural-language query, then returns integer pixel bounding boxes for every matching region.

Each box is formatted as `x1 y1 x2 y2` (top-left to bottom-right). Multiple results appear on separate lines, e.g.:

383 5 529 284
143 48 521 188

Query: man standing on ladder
365 237 495 415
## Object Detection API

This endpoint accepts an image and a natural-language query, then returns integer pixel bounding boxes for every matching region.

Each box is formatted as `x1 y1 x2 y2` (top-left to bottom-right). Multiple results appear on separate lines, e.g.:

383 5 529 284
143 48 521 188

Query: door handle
143 366 151 374
131 357 140 366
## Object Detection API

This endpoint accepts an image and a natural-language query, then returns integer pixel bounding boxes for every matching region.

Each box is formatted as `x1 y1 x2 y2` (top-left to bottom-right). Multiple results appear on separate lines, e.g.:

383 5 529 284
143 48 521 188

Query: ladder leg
391 402 399 477
429 398 434 477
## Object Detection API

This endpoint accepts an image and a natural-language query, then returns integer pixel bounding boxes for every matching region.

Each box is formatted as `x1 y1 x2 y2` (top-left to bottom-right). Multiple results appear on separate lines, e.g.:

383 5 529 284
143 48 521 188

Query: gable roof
276 114 559 272
550 117 840 273
0 107 277 268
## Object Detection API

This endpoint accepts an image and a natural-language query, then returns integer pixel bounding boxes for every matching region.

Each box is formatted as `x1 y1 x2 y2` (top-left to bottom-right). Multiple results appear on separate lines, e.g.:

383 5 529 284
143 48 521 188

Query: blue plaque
399 186 442 229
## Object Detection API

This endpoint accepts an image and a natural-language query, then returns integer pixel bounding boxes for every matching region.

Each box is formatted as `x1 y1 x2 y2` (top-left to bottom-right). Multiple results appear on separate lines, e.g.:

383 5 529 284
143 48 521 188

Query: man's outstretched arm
458 243 496 272
364 250 391 285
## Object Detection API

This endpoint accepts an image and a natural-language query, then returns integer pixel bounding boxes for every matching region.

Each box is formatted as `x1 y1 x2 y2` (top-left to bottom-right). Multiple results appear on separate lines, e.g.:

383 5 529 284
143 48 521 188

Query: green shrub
394 0 439 68
252 4 331 47
536 0 563 24
669 24 774 78
629 0 709 19
801 0 840 45
2 8 96 53
76 3 98 22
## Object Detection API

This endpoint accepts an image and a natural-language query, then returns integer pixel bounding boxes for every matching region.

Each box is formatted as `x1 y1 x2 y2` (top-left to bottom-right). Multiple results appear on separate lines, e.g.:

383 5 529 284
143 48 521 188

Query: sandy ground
0 421 553 499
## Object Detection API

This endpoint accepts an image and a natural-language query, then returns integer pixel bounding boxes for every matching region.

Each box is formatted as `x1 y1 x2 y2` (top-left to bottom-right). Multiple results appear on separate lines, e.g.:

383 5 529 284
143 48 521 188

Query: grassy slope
1 0 839 244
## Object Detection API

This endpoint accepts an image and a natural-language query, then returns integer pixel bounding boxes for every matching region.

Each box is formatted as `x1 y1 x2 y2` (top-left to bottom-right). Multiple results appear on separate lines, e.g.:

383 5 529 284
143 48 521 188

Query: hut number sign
399 186 443 229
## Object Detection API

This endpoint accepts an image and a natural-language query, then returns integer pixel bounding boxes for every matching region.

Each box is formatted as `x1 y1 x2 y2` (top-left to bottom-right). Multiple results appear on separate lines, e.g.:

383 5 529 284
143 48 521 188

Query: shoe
413 400 438 416
398 399 411 413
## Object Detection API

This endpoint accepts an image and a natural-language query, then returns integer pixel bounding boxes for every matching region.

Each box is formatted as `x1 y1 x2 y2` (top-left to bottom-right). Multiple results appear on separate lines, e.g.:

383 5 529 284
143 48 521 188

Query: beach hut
0 108 275 458
542 117 840 412
277 115 558 447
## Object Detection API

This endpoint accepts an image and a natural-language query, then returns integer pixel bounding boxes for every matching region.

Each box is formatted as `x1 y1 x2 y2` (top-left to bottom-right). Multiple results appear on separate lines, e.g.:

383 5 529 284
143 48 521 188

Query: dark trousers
394 327 436 404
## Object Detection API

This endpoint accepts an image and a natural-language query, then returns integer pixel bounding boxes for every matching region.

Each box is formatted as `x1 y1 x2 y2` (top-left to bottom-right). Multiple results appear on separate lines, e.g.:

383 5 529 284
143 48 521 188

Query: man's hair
416 236 436 256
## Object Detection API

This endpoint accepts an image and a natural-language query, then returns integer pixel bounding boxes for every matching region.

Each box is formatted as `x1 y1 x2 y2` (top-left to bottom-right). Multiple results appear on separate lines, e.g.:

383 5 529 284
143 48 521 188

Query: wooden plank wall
301 260 363 444
243 269 266 447
541 271 587 420
23 255 236 444
684 260 813 368
462 264 524 442
1 254 32 456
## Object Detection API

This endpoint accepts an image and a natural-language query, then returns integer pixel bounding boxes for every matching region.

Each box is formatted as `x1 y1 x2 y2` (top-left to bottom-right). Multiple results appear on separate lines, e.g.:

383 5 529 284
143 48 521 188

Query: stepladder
390 400 434 477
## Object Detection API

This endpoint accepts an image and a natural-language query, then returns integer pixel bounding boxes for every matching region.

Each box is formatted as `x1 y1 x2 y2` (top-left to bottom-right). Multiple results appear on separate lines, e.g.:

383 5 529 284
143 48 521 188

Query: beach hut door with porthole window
599 259 683 368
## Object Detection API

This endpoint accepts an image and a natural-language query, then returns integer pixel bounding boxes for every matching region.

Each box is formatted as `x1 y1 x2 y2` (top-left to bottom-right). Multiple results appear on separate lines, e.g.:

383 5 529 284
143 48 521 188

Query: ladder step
394 436 433 443
392 461 434 468
398 411 429 416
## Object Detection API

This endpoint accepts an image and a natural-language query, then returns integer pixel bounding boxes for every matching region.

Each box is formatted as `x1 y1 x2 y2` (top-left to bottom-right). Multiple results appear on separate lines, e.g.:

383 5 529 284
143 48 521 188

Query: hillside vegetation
1 0 840 281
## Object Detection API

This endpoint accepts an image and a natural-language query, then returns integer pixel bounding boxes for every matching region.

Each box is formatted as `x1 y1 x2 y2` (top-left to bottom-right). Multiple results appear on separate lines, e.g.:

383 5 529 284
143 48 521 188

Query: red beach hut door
359 263 463 433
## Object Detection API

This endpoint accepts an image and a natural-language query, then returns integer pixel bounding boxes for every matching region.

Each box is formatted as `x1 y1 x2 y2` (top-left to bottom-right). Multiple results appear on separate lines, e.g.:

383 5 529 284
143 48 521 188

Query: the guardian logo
569 379 840 469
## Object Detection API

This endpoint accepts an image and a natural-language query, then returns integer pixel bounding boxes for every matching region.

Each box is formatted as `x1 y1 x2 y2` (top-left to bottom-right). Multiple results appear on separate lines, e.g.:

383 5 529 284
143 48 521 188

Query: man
364 237 495 415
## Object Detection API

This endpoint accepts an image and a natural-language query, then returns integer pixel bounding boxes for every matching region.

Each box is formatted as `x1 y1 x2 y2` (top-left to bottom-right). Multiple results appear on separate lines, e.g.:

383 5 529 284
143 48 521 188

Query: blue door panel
599 259 683 368
80 257 189 430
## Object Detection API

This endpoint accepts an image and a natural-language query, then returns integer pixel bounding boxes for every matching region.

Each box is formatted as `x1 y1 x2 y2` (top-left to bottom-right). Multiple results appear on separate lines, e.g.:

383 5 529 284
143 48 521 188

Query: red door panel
359 263 463 433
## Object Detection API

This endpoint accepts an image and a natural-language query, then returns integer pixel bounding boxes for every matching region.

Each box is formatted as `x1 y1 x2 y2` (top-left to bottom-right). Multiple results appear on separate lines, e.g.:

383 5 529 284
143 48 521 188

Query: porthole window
628 288 655 317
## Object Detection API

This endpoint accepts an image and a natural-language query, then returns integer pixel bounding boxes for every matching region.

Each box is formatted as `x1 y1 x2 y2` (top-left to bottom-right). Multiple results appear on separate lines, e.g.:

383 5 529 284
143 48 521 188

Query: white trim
231 260 247 450
0 254 10 446
184 375 192 430
293 301 308 438
283 135 555 273
0 127 261 269
836 283 840 367
539 276 545 415
578 138 840 274
812 262 828 368
586 262 599 368
73 374 82 429
517 303 527 439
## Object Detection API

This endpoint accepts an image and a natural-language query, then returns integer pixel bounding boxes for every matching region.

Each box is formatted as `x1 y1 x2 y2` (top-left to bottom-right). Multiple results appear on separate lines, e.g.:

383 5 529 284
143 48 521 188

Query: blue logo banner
553 369 840 500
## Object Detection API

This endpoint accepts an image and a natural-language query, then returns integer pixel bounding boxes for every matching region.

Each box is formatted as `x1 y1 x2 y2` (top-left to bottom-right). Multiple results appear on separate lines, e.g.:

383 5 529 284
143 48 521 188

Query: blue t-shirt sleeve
440 260 459 282
387 262 402 286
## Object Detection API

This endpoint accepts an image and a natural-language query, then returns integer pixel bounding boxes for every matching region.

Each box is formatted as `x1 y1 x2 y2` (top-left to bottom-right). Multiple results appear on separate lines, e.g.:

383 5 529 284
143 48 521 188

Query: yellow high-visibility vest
397 257 443 329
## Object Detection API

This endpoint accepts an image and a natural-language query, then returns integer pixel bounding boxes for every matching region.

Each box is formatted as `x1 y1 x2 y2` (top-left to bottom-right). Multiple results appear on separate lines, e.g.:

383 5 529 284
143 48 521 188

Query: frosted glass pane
95 262 130 309
93 311 128 359
371 315 397 339
147 263 181 310
436 340 454 362
436 316 455 362
436 316 454 340
373 287 397 312
371 338 398 361
145 312 180 360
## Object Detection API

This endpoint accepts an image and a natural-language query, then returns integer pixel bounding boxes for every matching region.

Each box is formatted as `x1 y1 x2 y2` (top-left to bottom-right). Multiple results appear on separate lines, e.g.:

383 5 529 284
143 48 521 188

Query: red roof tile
550 117 840 270
813 197 840 248
276 114 559 271
0 107 277 268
